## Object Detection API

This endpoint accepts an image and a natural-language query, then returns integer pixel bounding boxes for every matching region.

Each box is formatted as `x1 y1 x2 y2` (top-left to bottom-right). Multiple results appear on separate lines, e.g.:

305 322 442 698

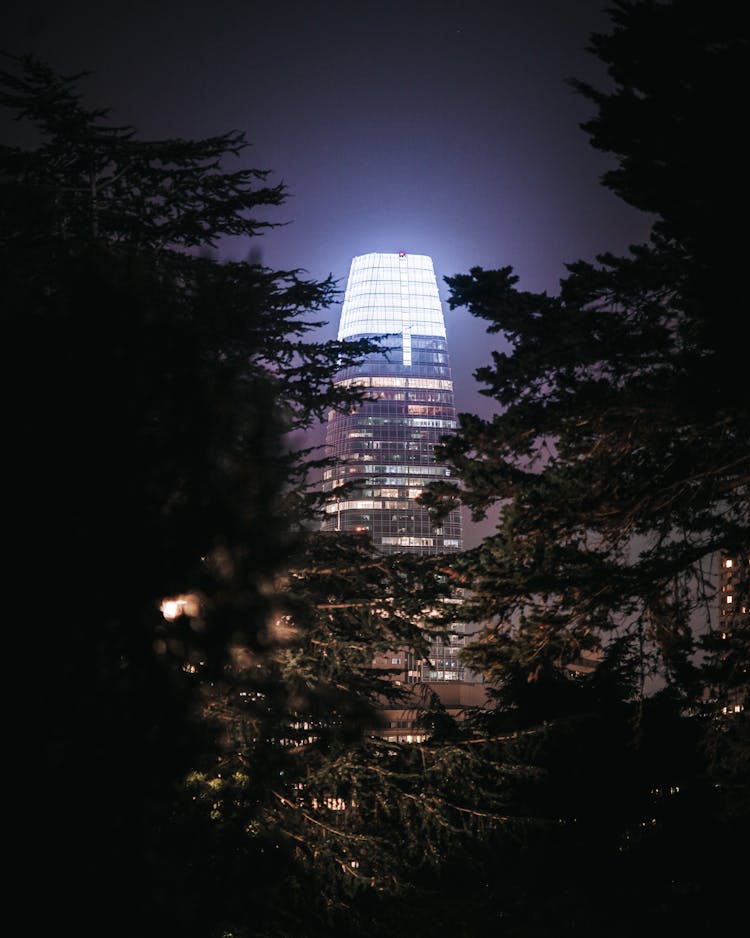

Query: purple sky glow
3 0 655 546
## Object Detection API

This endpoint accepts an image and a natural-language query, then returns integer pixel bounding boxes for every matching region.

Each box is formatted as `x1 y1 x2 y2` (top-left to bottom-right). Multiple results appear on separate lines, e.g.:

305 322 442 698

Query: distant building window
381 536 435 547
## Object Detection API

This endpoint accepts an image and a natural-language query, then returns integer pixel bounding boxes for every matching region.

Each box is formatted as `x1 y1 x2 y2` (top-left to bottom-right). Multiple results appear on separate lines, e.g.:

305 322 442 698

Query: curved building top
338 252 446 340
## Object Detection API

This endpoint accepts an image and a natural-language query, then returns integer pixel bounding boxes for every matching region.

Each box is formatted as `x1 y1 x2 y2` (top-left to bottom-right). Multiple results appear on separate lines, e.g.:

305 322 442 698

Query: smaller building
716 552 749 713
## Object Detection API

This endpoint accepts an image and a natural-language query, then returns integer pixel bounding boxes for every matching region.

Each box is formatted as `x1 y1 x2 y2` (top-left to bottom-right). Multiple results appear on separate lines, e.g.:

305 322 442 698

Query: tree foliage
2 55 513 937
419 3 749 929
425 0 749 689
9 3 749 930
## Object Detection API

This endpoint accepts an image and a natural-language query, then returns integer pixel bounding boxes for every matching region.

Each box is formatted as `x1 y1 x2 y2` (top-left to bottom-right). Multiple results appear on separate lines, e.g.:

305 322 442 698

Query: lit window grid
328 388 455 410
336 375 454 391
334 338 452 384
338 253 446 340
327 508 462 553
325 256 462 555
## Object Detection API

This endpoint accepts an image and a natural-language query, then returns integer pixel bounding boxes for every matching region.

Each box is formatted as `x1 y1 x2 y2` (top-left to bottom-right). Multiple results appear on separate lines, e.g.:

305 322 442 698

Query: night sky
3 0 654 545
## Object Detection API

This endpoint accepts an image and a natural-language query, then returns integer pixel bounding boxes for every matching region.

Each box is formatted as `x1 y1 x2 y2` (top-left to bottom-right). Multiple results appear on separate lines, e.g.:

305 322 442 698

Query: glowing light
161 599 183 620
160 593 202 620
337 253 446 340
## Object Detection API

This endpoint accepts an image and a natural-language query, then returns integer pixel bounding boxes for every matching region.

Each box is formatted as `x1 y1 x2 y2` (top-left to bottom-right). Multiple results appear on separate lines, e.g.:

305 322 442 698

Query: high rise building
322 253 485 739
322 252 463 555
717 552 749 713
719 554 749 635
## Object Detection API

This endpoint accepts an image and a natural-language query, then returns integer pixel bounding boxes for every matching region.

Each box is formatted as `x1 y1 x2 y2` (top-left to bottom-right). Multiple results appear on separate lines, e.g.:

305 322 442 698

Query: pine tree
424 0 749 697
2 56 516 936
419 3 749 930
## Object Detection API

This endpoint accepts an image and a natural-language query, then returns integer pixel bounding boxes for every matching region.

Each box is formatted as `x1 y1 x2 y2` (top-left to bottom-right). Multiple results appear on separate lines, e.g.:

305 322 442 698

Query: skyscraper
322 254 484 733
322 252 463 555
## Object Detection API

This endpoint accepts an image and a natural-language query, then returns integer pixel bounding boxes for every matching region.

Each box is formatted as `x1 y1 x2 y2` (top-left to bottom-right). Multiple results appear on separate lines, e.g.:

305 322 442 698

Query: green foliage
420 4 749 930
0 55 282 246
425 1 749 690
11 4 749 929
159 533 519 937
3 55 514 937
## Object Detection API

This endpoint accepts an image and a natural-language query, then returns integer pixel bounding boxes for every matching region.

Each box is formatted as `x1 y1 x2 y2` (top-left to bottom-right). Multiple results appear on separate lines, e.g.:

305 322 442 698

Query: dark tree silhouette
424 0 749 699
418 2 749 932
2 56 512 937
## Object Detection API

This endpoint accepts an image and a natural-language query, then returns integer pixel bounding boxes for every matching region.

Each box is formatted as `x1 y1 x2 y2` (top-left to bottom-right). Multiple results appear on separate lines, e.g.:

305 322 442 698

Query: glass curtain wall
322 252 463 556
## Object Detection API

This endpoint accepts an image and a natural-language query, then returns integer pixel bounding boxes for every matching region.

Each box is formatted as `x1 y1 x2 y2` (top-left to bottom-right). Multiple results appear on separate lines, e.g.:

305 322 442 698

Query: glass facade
322 252 463 556
323 253 476 688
